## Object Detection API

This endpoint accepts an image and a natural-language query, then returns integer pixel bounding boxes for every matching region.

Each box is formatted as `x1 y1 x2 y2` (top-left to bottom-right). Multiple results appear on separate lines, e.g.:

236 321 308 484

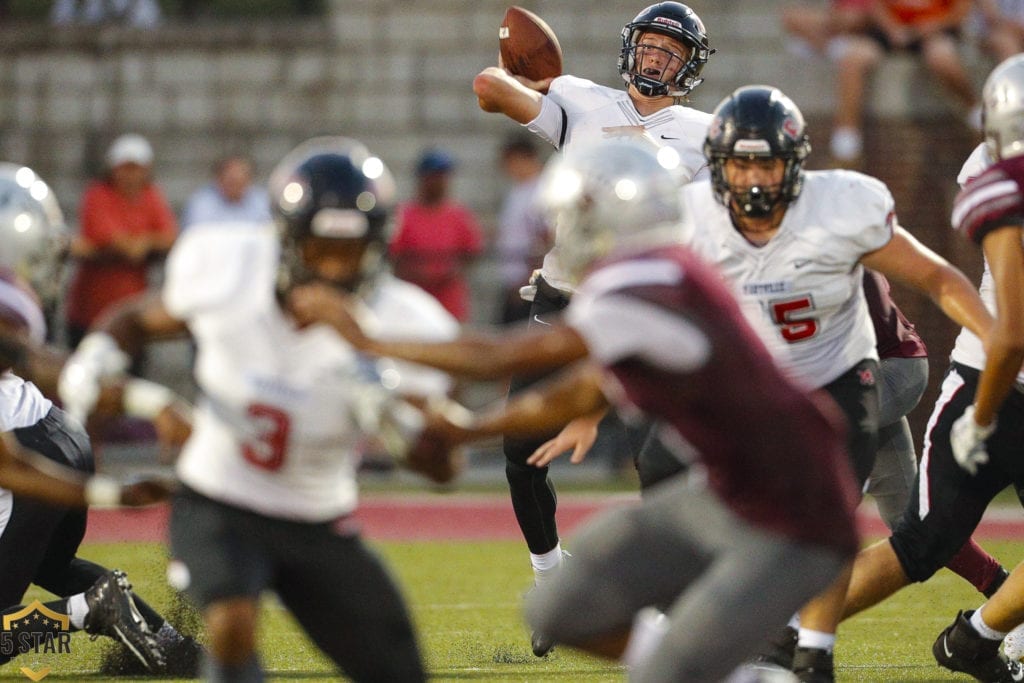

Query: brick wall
0 1 998 433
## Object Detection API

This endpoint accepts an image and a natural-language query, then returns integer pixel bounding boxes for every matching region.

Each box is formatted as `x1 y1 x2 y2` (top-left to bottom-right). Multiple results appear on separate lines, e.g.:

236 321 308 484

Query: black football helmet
269 137 396 292
704 85 811 218
618 2 713 98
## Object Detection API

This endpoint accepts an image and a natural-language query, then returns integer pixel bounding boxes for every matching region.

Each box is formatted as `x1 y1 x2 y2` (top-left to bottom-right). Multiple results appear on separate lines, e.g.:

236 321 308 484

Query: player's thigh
878 356 928 427
0 492 65 607
823 358 881 486
637 533 843 683
167 489 273 608
275 531 424 683
526 476 734 642
867 417 917 530
891 365 1011 582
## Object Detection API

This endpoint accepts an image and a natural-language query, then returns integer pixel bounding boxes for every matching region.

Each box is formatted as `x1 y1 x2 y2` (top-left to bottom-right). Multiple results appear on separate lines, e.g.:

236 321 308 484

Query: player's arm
860 225 994 342
0 432 174 508
972 225 1024 426
472 66 549 123
435 360 608 443
59 291 192 426
289 282 589 379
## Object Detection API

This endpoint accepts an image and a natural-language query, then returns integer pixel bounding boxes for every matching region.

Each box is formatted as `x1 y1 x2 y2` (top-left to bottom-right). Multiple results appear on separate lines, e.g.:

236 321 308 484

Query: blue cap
416 149 455 175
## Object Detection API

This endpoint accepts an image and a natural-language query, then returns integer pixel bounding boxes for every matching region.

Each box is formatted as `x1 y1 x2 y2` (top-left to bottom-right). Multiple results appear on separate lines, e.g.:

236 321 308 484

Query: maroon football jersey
569 245 860 555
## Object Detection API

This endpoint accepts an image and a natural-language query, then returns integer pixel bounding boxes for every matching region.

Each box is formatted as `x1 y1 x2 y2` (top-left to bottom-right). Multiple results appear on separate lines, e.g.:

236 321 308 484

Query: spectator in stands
181 154 270 229
389 148 484 322
495 134 547 325
975 0 1024 63
65 134 177 349
51 0 161 28
827 0 981 166
781 0 872 57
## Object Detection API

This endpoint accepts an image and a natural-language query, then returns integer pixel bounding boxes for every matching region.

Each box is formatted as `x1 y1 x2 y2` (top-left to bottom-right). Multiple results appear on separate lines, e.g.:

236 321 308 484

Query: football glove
58 332 130 424
950 405 996 476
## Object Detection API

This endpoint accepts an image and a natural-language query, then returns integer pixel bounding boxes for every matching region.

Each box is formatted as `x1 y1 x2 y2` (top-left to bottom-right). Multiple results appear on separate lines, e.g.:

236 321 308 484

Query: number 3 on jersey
771 295 818 342
242 403 291 471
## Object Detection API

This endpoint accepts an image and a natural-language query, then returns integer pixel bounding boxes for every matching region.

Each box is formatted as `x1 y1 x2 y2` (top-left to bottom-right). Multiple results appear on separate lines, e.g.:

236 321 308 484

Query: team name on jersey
743 280 791 295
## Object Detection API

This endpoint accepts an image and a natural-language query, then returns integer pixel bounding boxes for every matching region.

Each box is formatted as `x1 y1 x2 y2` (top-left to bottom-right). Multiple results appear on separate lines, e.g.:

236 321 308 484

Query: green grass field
2 534 1022 681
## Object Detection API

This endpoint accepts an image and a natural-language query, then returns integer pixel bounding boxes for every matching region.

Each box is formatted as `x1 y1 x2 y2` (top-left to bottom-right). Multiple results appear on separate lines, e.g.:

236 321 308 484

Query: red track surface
83 493 1024 544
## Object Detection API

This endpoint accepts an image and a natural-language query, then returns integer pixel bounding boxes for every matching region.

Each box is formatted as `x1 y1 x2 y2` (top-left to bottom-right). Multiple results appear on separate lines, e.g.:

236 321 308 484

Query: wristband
84 475 122 507
123 378 177 419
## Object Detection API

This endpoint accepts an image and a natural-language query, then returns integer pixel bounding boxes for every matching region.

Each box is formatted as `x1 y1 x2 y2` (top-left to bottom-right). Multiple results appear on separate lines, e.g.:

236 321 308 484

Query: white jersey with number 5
680 170 894 389
163 221 456 521
526 75 712 293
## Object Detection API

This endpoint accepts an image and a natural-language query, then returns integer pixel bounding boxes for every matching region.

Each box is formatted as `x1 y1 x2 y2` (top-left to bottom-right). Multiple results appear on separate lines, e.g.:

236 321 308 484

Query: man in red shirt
389 149 483 321
65 134 178 348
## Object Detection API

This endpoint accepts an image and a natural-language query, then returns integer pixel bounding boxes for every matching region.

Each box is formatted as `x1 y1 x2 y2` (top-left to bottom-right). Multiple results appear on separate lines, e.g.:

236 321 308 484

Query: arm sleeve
568 293 711 373
525 95 567 150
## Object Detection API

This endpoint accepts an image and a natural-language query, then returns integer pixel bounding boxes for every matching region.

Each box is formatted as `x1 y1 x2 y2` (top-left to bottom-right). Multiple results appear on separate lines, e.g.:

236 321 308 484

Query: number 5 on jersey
771 295 818 342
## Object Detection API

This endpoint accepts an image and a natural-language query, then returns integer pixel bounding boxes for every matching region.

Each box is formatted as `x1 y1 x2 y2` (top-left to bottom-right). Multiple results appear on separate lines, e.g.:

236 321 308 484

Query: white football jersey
526 75 712 293
0 277 51 432
950 148 1024 384
680 170 894 388
164 221 455 522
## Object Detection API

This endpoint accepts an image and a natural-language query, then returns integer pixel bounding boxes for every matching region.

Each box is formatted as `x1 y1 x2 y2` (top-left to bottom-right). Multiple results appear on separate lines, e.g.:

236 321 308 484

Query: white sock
971 608 1007 640
621 607 669 669
830 127 863 161
67 593 89 630
531 544 563 583
797 628 836 653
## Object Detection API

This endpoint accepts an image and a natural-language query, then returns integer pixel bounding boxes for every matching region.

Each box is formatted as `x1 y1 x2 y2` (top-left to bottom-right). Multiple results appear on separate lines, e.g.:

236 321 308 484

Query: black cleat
792 646 834 683
933 610 1024 682
754 625 798 669
84 570 165 672
531 629 555 658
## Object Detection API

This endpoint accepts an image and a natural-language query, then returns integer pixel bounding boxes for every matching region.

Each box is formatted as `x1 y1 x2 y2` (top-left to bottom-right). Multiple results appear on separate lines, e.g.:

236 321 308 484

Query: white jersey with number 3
163 222 456 521
527 75 712 292
680 170 893 388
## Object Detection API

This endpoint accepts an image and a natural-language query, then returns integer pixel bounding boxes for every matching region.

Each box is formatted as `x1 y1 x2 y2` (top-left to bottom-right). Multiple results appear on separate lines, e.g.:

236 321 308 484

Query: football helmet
618 2 713 99
0 163 68 313
269 137 396 292
982 54 1024 161
539 139 684 284
704 85 811 218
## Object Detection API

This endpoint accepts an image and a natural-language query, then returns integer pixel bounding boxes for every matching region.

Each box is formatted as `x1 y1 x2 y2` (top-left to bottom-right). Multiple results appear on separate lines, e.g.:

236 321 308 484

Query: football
499 6 563 82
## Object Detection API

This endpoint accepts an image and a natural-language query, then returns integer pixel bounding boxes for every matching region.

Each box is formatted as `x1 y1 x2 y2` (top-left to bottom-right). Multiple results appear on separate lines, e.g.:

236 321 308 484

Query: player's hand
527 411 603 467
153 401 193 462
119 476 177 506
58 332 130 424
950 405 996 475
288 283 375 350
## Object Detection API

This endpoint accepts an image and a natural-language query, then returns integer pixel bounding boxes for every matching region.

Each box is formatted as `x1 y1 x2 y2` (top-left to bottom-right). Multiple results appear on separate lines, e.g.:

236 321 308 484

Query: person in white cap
65 134 177 349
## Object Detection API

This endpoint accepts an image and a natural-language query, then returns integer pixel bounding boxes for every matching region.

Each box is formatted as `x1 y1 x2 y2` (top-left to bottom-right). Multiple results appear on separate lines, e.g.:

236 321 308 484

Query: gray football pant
865 356 928 528
524 475 847 683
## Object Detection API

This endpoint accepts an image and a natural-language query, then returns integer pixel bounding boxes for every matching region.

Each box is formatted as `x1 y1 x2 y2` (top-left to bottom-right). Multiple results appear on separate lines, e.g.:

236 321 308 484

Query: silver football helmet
539 139 684 285
0 163 68 309
983 54 1024 161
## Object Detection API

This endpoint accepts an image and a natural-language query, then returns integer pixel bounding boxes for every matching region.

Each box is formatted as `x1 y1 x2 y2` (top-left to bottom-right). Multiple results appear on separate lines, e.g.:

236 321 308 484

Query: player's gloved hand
119 476 178 507
950 405 997 476
58 332 130 424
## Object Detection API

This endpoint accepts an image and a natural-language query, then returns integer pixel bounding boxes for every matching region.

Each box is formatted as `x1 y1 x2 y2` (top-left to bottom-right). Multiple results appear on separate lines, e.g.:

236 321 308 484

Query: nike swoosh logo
533 314 551 326
943 634 954 659
660 135 679 140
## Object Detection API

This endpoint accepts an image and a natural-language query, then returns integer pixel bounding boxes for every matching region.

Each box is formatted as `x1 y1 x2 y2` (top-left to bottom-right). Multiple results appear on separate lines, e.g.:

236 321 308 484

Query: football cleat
531 629 556 658
1005 623 1024 662
84 570 165 672
754 624 798 669
933 610 1024 682
792 646 834 683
